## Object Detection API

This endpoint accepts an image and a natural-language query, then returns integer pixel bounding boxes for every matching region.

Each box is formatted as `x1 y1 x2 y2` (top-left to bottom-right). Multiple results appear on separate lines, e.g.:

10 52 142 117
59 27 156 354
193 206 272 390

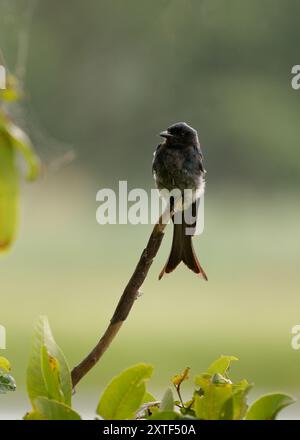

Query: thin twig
71 207 172 388
174 383 185 409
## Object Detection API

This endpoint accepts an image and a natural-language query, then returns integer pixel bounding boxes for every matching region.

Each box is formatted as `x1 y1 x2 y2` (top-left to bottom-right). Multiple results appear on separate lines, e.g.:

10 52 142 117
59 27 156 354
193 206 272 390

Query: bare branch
71 208 172 387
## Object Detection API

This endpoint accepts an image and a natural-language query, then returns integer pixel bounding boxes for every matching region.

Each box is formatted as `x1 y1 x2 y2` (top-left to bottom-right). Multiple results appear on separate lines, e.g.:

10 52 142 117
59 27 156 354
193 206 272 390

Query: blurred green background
0 0 300 419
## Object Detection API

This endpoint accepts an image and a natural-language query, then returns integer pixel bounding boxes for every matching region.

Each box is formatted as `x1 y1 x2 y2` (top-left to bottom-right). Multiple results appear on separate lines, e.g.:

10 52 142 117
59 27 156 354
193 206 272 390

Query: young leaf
0 110 39 251
0 356 11 372
195 357 248 420
231 380 252 420
206 356 238 377
0 373 16 393
220 395 234 420
194 382 233 420
34 397 81 420
27 316 72 407
160 388 174 412
172 367 190 387
4 119 40 181
41 317 72 405
41 345 64 403
220 380 252 420
194 373 211 392
0 131 19 251
97 363 153 420
246 393 295 420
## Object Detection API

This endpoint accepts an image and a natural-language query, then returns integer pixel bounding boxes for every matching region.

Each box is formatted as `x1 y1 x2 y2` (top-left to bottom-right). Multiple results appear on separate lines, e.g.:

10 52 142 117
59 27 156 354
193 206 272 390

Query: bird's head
159 122 198 145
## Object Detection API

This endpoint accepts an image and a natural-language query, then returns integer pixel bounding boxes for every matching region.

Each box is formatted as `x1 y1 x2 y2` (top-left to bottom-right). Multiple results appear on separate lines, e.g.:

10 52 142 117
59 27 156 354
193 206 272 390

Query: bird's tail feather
158 211 207 280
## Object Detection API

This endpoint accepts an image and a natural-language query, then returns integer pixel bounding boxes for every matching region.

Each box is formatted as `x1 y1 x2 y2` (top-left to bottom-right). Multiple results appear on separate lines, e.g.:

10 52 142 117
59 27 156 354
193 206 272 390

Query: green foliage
246 393 296 421
95 354 294 421
24 398 81 421
206 355 238 376
0 356 16 394
194 377 233 420
40 345 64 403
27 316 72 406
0 75 40 252
25 316 73 420
1 116 40 181
97 363 153 420
34 398 81 420
194 356 250 420
24 317 295 420
189 356 293 421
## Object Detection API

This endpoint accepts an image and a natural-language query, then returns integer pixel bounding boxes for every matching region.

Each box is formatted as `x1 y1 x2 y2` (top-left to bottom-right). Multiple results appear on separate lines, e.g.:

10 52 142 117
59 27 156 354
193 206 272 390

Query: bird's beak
159 130 172 139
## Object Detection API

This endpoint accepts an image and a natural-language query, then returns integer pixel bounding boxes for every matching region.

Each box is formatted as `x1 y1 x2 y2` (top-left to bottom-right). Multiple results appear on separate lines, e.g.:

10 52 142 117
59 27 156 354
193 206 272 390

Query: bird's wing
152 143 163 175
192 145 205 174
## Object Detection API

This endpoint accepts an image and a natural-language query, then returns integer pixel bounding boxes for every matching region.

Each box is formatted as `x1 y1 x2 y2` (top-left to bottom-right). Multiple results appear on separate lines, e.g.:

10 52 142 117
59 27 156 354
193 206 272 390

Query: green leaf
27 316 72 407
23 411 45 420
41 345 64 402
172 367 190 387
0 111 39 251
194 373 211 392
97 363 153 420
231 380 252 420
220 394 234 420
0 372 16 393
0 131 19 251
142 391 157 403
4 119 40 181
246 393 296 420
194 381 233 420
220 380 252 420
206 355 238 377
34 397 81 420
194 358 249 420
160 388 174 412
0 356 11 372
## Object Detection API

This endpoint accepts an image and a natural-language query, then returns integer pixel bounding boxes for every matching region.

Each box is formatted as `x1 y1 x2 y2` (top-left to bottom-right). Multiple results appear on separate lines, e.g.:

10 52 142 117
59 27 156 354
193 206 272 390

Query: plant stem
175 384 185 409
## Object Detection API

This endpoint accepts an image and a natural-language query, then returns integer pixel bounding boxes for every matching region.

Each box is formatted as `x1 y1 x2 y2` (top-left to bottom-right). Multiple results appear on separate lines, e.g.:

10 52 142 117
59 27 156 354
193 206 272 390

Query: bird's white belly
158 176 205 211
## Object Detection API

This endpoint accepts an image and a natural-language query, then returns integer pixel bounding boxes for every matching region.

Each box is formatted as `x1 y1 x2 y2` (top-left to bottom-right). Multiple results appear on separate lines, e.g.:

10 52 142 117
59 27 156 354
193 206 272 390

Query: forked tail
159 206 207 280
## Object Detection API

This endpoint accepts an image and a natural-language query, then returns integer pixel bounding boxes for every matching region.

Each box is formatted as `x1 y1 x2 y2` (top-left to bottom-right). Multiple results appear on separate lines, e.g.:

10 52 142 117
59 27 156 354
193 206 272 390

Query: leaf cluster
24 317 295 421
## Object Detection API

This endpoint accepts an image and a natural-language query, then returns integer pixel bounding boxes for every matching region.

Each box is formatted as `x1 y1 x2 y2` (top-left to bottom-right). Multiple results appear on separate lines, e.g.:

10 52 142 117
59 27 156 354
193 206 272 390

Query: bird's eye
168 128 185 137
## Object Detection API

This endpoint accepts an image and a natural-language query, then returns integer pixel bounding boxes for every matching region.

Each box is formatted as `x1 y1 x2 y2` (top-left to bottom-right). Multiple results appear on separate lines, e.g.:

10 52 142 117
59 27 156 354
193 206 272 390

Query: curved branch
71 208 172 388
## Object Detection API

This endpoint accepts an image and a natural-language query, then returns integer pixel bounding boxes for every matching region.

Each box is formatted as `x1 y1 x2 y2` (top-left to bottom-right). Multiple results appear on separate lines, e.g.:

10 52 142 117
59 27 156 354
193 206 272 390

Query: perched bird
152 122 208 280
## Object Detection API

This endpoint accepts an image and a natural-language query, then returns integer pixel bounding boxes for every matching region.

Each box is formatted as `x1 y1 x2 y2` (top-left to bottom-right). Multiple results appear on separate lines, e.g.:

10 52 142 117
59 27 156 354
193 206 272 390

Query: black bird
152 122 208 280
